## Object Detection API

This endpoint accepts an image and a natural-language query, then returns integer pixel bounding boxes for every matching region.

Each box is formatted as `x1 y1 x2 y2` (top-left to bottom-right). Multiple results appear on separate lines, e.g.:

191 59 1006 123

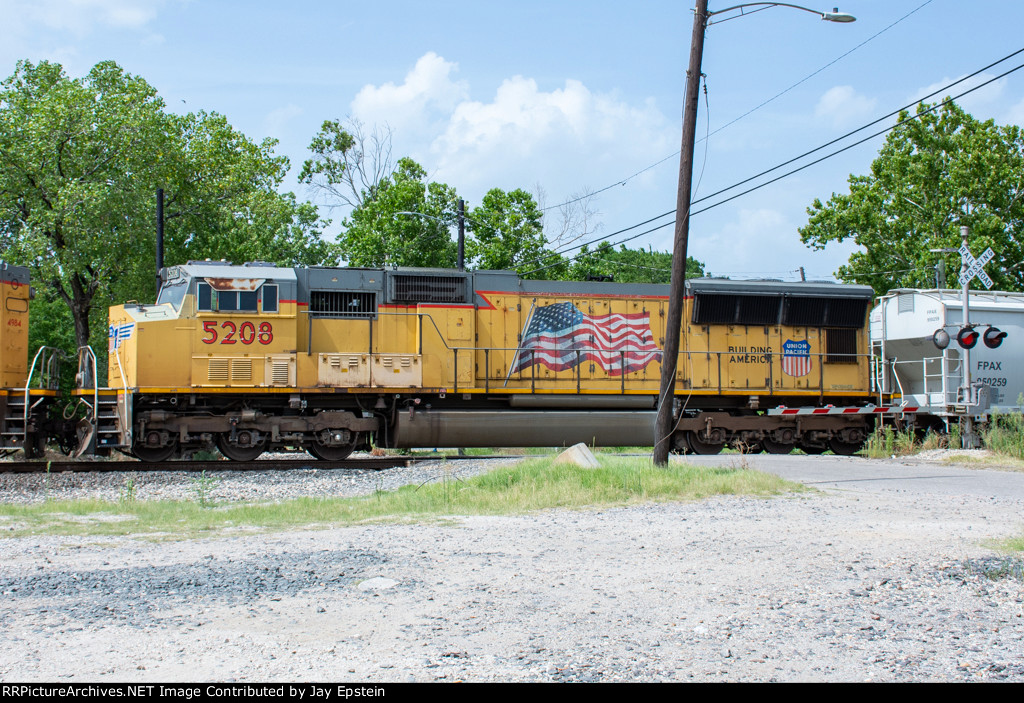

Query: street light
394 200 466 270
653 1 856 465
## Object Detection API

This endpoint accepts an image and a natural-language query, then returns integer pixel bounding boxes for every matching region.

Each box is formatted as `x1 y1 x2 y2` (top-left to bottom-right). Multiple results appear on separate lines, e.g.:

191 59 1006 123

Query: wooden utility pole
654 0 709 465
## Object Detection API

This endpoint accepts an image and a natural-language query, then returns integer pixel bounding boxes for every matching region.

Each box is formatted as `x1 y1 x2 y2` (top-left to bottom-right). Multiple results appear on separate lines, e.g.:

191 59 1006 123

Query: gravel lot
0 452 1022 682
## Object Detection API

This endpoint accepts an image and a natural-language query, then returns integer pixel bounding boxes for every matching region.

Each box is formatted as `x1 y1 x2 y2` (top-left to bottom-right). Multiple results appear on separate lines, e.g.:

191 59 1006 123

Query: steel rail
0 454 511 474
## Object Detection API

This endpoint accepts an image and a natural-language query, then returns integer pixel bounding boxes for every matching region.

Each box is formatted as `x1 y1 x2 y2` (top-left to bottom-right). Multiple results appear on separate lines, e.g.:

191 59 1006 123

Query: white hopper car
870 288 1024 430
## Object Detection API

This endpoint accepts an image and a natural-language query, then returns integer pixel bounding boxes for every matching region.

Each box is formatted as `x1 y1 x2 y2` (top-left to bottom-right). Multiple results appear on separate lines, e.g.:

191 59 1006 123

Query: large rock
554 443 601 469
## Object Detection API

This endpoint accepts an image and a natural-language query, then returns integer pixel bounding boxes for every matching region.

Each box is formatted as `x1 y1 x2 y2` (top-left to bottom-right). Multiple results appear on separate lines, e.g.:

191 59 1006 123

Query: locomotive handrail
22 346 64 451
464 345 875 396
113 339 129 391
76 346 99 423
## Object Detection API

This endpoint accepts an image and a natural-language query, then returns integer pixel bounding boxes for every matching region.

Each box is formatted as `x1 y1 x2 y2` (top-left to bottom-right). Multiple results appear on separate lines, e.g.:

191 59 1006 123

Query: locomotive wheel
133 440 178 462
216 433 266 461
761 438 794 455
828 437 863 456
685 431 724 455
308 440 355 461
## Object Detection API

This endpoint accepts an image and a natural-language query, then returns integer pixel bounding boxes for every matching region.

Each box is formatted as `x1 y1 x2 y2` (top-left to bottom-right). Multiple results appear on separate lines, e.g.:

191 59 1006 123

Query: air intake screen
309 291 377 318
825 328 858 363
391 275 466 304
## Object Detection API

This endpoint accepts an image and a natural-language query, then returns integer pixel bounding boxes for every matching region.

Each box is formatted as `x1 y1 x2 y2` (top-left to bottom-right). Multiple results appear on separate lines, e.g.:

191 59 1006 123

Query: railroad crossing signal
958 244 995 289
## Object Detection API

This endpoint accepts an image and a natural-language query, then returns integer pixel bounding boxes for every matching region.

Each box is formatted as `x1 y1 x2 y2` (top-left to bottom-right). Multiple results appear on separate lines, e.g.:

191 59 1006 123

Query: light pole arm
709 2 855 23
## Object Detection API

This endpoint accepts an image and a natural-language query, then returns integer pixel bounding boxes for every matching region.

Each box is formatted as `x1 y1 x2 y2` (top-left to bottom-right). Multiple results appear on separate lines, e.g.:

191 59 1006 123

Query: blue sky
4 0 1024 281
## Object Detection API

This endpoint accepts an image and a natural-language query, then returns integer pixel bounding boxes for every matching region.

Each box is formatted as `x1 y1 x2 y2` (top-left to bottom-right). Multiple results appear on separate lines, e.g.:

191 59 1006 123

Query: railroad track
0 454 511 474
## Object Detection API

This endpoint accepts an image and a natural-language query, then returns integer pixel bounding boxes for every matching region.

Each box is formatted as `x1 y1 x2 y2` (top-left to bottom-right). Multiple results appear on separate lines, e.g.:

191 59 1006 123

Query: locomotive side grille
309 290 377 318
390 274 466 304
231 358 252 381
270 360 291 385
208 359 229 381
825 328 858 363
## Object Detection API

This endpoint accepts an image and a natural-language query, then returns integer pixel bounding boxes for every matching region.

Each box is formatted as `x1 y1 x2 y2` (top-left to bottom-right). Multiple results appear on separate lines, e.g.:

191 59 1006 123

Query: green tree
568 242 705 283
0 60 331 351
340 157 460 268
299 118 394 211
800 101 1024 294
468 188 550 273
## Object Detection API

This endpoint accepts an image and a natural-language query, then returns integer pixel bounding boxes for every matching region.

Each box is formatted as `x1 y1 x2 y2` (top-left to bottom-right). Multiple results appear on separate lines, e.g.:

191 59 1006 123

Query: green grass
983 411 1024 460
995 534 1024 554
0 456 799 540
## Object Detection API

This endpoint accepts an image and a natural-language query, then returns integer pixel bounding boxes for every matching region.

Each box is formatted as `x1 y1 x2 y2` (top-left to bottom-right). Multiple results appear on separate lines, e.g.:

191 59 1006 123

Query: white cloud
351 52 469 136
0 0 163 36
348 53 674 206
697 208 794 276
263 104 303 140
814 85 877 128
909 72 1006 115
1004 96 1024 128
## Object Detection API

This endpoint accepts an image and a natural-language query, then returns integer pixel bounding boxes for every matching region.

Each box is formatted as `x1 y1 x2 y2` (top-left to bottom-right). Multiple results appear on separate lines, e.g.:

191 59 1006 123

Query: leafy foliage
800 101 1024 294
299 117 395 212
0 60 332 352
339 157 460 268
568 241 705 283
468 188 550 273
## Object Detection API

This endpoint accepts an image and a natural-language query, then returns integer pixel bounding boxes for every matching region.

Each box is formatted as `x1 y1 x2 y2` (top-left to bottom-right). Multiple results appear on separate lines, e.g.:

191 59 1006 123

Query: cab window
262 284 279 313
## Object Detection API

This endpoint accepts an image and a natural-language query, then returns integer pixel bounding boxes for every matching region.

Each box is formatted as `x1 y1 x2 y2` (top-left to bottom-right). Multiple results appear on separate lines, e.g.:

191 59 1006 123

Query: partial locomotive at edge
0 259 948 461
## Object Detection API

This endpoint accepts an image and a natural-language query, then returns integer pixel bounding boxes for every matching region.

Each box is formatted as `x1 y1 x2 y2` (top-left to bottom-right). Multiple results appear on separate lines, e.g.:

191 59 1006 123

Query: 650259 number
201 321 273 345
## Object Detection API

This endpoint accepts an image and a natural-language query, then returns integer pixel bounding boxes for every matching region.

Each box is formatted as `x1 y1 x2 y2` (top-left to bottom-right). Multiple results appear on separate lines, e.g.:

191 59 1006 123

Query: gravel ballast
0 453 1022 682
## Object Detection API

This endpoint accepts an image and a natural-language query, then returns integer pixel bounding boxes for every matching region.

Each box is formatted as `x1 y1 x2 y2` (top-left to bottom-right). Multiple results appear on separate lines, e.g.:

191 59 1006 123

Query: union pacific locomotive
0 263 61 457
54 261 883 460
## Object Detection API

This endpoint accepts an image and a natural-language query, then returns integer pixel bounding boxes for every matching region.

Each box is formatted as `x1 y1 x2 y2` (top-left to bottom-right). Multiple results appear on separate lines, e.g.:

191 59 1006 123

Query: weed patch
0 456 799 540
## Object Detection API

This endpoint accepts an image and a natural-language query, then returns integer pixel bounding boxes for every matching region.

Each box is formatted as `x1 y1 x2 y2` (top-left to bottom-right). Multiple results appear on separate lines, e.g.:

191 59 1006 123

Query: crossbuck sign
958 244 995 289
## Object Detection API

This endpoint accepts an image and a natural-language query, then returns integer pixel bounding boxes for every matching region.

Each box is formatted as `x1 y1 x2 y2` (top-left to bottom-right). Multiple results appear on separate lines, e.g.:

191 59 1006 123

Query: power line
688 45 1024 211
538 0 936 213
522 47 1024 278
690 59 1024 217
527 49 1024 273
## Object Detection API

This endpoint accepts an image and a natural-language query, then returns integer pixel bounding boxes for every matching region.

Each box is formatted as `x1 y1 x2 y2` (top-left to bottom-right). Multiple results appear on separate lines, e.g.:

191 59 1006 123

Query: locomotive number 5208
201 321 273 345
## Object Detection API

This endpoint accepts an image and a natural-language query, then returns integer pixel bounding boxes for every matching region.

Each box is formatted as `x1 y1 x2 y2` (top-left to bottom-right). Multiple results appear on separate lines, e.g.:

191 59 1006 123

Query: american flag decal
782 339 812 378
510 301 660 377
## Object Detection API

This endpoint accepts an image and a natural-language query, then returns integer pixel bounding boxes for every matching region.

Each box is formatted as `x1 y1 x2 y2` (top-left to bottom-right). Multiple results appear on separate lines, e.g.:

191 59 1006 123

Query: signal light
983 327 1007 349
932 329 950 350
957 326 979 349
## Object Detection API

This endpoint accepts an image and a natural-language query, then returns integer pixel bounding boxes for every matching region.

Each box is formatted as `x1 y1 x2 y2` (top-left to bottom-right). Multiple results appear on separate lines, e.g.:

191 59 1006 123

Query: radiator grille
692 294 782 325
783 297 868 328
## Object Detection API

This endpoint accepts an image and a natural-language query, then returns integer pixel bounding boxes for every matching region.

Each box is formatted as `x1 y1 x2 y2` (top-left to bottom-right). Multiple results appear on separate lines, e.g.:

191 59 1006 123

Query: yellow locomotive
0 263 60 457
84 261 878 460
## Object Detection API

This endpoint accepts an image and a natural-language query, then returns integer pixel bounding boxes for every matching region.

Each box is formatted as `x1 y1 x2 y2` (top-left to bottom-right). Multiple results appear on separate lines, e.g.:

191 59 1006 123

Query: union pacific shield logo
782 339 811 377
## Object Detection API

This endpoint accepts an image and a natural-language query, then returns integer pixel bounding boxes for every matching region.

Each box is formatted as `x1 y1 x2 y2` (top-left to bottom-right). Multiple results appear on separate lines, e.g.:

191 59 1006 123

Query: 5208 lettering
202 321 274 345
